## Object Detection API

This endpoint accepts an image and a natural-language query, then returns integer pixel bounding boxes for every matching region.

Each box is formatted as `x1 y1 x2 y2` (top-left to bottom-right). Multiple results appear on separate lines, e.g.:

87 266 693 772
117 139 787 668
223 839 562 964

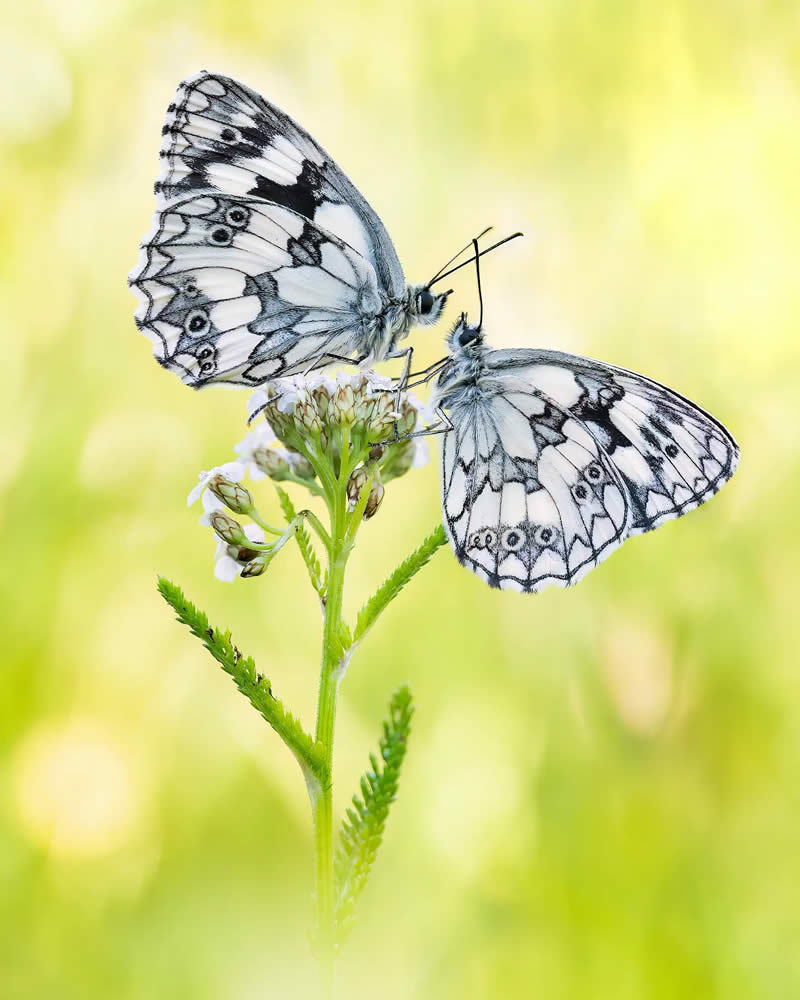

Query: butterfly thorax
433 344 494 412
363 284 449 364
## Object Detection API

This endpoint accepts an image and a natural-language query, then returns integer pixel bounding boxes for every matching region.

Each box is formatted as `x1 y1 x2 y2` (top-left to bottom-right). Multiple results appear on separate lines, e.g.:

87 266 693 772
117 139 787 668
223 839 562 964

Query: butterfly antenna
429 231 523 286
474 238 484 329
427 226 494 288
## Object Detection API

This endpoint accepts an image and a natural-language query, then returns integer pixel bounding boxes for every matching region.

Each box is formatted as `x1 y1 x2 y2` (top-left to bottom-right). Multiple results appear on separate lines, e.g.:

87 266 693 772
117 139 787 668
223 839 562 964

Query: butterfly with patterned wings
432 315 739 593
129 71 456 388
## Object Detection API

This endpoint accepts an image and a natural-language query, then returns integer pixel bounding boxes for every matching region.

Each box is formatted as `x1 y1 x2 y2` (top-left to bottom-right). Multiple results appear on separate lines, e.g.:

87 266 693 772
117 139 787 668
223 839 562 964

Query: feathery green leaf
334 686 414 942
275 487 326 598
353 524 447 644
157 577 327 786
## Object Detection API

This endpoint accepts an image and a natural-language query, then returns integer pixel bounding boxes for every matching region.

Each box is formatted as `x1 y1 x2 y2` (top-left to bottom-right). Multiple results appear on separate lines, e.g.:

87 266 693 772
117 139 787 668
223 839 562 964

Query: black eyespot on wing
225 206 250 228
572 483 590 503
185 308 209 335
501 528 524 552
210 225 233 246
585 462 605 482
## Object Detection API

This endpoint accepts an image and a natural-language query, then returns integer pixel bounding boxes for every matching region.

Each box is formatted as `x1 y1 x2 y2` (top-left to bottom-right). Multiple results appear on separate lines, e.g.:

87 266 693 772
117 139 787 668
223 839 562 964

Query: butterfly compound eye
458 325 480 348
417 289 435 315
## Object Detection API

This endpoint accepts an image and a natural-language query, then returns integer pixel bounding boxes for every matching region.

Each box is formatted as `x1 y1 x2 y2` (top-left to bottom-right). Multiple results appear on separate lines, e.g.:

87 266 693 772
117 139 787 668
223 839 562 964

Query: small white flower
199 488 225 526
214 523 264 582
187 462 245 507
362 371 395 396
406 391 437 425
234 423 278 480
306 371 337 394
275 381 308 413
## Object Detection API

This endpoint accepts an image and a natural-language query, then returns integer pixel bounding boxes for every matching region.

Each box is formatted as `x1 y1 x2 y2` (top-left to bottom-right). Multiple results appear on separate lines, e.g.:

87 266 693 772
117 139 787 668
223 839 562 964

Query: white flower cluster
188 371 435 581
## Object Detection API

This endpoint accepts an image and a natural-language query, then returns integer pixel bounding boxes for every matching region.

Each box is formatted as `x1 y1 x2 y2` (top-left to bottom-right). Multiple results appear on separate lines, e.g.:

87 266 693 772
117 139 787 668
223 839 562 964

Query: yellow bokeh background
2 1 799 997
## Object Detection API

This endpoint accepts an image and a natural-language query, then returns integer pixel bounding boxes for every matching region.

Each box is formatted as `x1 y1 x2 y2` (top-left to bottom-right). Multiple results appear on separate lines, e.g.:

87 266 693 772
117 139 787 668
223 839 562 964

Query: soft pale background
2 1 798 997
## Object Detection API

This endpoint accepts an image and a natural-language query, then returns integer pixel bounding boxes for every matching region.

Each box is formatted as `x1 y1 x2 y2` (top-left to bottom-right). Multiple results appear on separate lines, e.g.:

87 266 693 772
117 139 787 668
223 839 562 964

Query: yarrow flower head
191 370 432 581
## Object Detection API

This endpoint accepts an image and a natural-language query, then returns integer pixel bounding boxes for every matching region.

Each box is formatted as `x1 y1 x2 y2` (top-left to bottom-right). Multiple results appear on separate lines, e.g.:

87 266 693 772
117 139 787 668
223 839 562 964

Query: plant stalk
311 448 350 994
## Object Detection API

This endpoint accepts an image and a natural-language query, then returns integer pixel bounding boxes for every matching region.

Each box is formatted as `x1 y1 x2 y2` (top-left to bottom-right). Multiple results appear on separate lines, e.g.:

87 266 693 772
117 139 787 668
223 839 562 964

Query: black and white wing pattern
439 339 739 593
130 72 424 387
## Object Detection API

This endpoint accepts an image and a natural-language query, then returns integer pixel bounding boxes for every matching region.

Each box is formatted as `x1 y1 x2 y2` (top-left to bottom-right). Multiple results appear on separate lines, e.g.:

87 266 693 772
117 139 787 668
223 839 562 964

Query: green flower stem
248 510 286 536
311 432 354 990
302 509 333 551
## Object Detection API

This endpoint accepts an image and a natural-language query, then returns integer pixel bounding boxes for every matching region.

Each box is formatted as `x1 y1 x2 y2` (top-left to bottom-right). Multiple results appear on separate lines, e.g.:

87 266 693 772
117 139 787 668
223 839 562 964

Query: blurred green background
2 1 798 997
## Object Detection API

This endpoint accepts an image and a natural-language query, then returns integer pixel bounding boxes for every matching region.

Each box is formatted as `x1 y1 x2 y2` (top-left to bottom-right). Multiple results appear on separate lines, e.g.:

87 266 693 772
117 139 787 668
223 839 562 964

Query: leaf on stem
333 686 414 943
157 577 327 786
275 487 326 599
353 524 447 645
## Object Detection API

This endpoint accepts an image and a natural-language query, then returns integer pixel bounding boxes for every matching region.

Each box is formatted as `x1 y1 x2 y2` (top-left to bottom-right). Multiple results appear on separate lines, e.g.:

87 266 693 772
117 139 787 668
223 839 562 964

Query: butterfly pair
130 71 739 594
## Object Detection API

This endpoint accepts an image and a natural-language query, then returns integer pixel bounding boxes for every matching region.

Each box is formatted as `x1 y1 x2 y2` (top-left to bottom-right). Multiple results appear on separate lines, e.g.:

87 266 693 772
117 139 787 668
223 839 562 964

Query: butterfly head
447 312 486 356
409 284 450 327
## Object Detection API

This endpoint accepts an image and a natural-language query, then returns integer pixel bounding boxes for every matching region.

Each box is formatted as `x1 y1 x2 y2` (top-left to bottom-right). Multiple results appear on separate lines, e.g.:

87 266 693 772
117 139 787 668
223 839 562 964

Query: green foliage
275 486 326 598
157 577 327 786
334 686 414 943
353 524 447 644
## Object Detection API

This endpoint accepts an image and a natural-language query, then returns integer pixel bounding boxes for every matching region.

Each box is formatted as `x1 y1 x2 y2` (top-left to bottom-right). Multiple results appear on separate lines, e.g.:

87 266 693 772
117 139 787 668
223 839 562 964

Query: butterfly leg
369 406 453 447
378 346 415 442
402 356 451 390
301 352 368 376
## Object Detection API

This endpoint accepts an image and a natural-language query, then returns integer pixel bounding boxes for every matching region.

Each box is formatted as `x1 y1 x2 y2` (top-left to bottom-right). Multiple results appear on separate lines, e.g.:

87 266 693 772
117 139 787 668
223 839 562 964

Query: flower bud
240 555 267 578
253 446 292 481
208 474 254 515
331 384 356 426
370 391 397 439
311 385 331 420
209 510 248 545
295 397 323 436
346 464 384 519
395 399 418 438
380 439 414 482
265 405 293 442
364 480 384 519
228 544 261 563
288 451 315 480
346 465 369 509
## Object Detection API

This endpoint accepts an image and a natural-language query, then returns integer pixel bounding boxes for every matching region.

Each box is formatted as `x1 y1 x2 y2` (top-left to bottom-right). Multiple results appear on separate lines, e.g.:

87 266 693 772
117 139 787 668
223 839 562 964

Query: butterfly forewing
131 71 419 388
133 192 380 385
154 71 404 295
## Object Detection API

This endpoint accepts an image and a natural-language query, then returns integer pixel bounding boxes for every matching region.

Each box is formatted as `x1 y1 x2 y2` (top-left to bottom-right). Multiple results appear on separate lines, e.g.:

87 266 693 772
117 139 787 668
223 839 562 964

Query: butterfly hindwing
132 192 381 385
442 384 631 592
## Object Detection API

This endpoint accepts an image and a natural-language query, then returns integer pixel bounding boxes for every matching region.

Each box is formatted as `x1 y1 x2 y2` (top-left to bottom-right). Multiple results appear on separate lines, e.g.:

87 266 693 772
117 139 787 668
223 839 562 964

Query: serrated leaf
157 577 327 786
353 524 446 645
275 487 325 598
334 686 414 943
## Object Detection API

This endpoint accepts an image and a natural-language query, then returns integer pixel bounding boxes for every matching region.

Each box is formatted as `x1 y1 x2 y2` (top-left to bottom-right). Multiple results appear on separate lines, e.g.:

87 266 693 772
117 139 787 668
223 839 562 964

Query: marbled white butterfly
432 310 739 594
129 71 455 388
